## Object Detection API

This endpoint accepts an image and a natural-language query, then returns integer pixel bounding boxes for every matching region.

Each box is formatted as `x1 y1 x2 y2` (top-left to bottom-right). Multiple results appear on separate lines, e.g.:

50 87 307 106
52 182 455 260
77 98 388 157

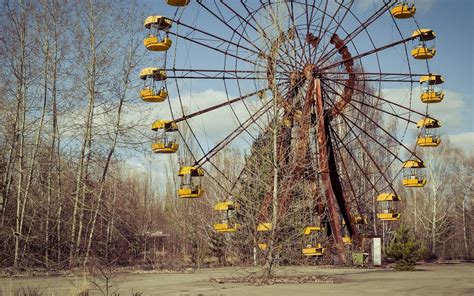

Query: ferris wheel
139 0 444 262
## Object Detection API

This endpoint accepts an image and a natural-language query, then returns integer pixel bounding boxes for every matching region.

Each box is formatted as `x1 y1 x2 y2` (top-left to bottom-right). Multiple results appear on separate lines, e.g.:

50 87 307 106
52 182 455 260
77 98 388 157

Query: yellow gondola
151 119 178 154
213 200 239 233
390 2 416 19
302 226 325 256
177 166 204 198
144 36 172 51
139 68 168 103
420 74 444 103
402 160 426 187
166 0 190 7
143 16 173 52
411 29 436 60
258 243 268 250
417 118 441 147
377 193 401 221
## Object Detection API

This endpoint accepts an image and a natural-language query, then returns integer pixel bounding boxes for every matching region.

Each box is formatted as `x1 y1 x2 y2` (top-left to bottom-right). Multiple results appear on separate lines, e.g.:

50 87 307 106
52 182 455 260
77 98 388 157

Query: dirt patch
210 274 339 285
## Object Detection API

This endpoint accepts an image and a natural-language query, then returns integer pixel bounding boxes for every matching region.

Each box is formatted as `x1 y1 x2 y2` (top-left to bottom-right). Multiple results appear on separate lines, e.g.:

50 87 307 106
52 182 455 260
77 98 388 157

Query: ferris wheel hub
303 64 318 81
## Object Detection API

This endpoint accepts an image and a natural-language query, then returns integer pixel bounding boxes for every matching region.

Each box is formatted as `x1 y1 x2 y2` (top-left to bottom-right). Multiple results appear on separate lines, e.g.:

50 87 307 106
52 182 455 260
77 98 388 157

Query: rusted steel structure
147 0 441 263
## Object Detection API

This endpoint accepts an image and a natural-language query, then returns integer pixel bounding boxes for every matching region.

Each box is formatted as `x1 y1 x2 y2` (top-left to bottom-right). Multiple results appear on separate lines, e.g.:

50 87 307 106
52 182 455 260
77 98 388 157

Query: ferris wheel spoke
172 81 242 194
322 83 417 125
331 113 398 194
314 0 354 65
168 31 258 66
321 80 421 160
227 0 300 74
331 133 367 216
323 77 427 117
196 0 264 55
320 36 417 72
237 1 301 72
194 100 273 167
317 0 396 67
326 76 418 83
172 85 281 124
225 79 270 135
301 0 321 63
307 0 329 63
283 1 311 70
173 19 263 57
321 86 398 161
329 124 381 195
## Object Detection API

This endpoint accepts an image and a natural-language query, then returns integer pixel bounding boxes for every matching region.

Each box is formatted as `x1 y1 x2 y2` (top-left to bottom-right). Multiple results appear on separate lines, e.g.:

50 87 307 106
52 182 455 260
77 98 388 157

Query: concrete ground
0 263 472 295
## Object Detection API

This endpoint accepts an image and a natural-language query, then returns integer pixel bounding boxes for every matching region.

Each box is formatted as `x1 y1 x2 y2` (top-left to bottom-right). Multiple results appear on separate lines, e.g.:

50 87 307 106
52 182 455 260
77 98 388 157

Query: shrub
385 223 424 271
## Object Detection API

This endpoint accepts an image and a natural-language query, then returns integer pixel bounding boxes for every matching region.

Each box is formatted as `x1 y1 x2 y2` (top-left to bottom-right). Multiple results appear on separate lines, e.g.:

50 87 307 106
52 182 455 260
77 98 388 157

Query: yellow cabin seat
151 141 178 153
417 136 441 147
411 47 436 59
402 176 427 187
167 0 190 6
377 212 401 221
144 36 172 51
257 222 272 232
177 185 203 198
140 88 168 102
390 3 416 19
421 90 444 103
303 243 325 256
213 222 239 233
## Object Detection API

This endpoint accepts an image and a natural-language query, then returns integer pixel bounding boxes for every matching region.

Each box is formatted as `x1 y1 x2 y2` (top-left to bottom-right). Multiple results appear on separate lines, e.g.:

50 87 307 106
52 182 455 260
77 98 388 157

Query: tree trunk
13 1 28 268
